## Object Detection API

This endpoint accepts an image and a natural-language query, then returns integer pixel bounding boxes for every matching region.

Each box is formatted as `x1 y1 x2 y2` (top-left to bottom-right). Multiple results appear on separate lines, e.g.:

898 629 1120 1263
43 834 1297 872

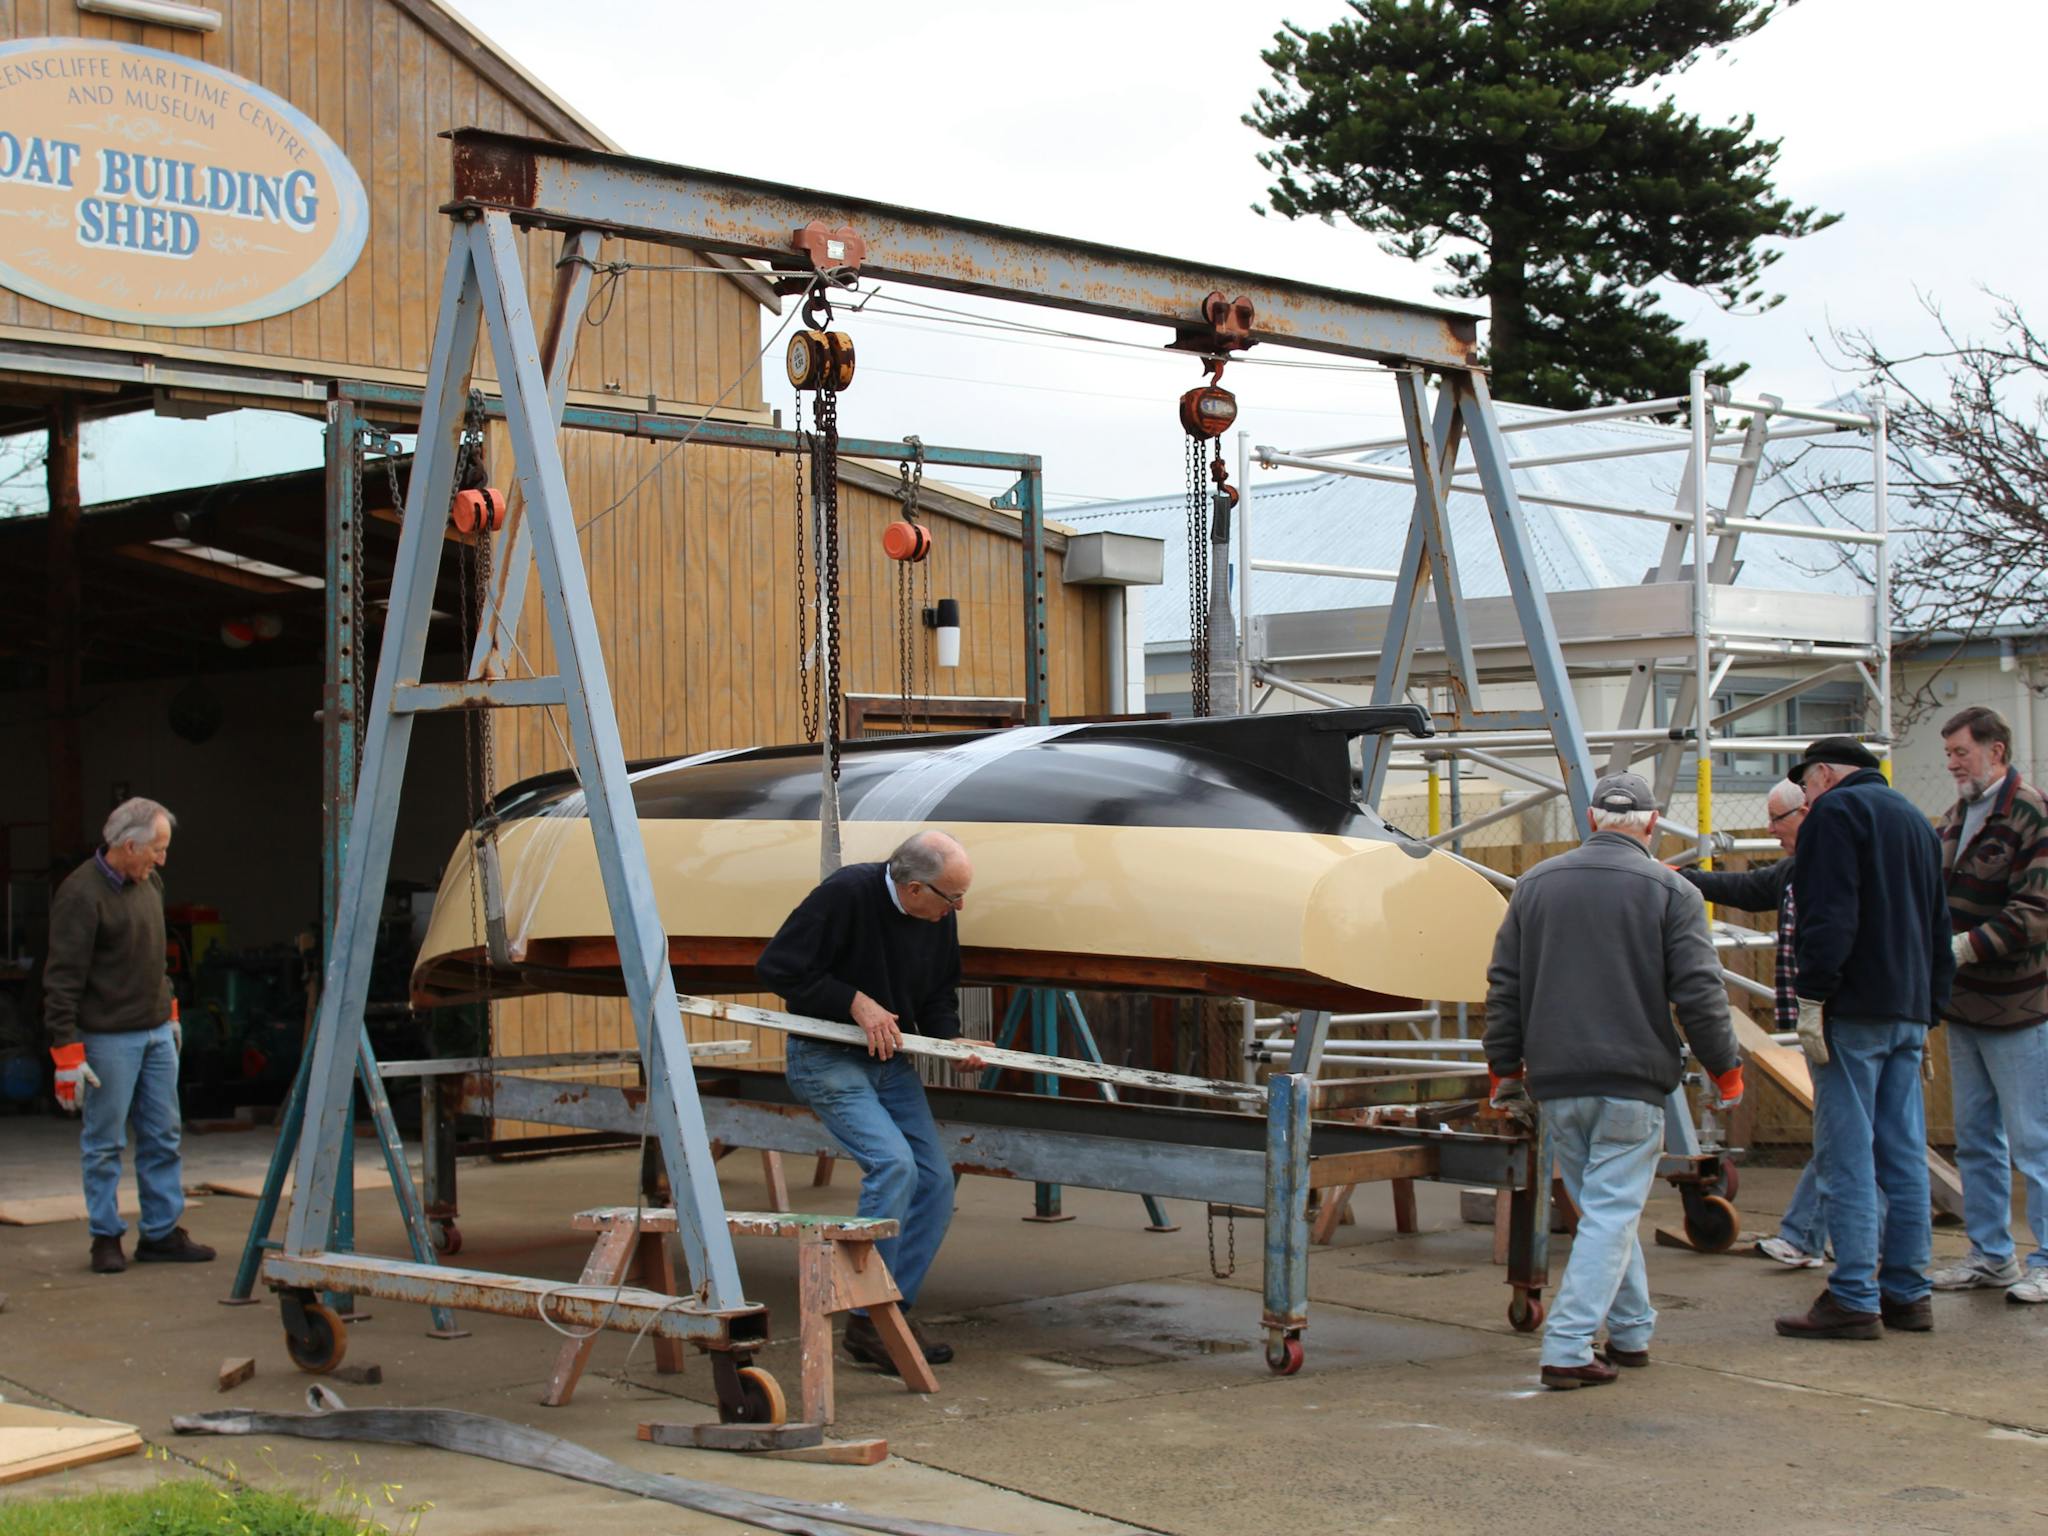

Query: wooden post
45 398 82 866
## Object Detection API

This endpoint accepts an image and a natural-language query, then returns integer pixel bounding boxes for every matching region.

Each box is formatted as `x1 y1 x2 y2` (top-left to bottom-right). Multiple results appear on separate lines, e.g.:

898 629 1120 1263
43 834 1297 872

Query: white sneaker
2006 1266 2048 1304
1755 1237 1824 1269
1928 1255 2024 1290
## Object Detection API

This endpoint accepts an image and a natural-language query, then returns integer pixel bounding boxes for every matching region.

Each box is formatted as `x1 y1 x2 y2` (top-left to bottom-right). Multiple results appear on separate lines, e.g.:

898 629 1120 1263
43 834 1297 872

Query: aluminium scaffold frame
266 128 1568 1369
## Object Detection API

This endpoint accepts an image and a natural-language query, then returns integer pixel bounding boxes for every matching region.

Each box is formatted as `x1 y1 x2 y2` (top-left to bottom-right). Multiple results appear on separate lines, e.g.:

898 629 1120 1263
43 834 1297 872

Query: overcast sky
444 0 2047 511
14 2 2035 516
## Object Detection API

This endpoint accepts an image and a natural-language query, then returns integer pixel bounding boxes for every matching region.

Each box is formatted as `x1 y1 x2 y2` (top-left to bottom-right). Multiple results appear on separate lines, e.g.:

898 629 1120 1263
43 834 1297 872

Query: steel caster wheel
430 1220 462 1257
284 1301 348 1374
1508 1292 1545 1333
1264 1335 1305 1375
1683 1192 1739 1254
716 1363 788 1425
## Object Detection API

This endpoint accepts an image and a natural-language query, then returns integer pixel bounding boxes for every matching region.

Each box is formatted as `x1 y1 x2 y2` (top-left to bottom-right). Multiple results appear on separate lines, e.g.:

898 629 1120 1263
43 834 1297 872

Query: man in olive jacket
1486 771 1742 1389
1927 706 2048 1304
44 798 214 1274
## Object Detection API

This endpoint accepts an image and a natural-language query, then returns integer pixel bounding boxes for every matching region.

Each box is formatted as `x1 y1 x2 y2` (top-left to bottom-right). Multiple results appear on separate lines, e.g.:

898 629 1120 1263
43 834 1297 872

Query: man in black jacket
757 830 988 1372
1680 777 1826 1269
1775 738 1955 1341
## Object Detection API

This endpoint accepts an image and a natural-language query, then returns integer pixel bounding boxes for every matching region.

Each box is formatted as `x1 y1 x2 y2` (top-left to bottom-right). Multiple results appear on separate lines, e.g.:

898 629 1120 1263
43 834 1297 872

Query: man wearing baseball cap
1485 770 1742 1389
1775 736 1954 1340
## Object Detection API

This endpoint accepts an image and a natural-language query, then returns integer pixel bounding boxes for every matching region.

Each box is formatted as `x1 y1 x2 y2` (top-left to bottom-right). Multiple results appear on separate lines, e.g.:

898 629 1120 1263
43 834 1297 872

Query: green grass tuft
0 1474 430 1536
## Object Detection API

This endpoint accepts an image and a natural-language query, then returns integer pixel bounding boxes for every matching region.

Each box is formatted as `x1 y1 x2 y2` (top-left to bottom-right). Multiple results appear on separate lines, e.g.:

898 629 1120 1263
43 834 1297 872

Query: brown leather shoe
1880 1294 1933 1332
903 1311 954 1366
1540 1358 1619 1390
90 1234 126 1274
133 1226 216 1264
1775 1288 1881 1339
842 1314 900 1375
1599 1344 1650 1368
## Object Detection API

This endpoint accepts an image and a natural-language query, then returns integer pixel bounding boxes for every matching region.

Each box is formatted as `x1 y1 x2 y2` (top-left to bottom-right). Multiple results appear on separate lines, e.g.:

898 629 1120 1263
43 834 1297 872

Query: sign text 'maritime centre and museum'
0 37 368 328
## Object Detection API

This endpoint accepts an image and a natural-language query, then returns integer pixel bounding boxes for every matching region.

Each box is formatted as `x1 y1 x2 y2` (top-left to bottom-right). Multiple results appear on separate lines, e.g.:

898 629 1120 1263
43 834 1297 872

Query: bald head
889 830 972 922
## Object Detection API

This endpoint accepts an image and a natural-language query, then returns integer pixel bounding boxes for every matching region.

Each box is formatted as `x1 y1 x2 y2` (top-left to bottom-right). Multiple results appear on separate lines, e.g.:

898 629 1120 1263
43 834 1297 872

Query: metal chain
1207 1203 1236 1279
920 552 933 733
815 383 843 781
1187 434 1211 717
793 394 817 743
895 437 924 734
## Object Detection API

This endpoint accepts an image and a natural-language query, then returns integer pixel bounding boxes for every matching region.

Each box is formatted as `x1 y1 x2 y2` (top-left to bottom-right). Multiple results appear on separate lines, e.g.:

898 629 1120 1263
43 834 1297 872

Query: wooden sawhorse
545 1206 936 1423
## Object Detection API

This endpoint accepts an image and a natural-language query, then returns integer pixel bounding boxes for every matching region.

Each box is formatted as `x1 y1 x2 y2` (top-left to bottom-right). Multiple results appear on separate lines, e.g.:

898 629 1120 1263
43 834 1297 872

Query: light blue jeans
1812 1020 1932 1312
1780 1161 1828 1256
80 1022 185 1241
1540 1095 1666 1368
1946 1022 2048 1271
783 1038 953 1308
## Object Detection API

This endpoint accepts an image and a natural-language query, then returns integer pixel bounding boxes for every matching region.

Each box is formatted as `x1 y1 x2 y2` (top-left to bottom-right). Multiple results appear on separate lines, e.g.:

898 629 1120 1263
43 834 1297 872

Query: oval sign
0 37 368 328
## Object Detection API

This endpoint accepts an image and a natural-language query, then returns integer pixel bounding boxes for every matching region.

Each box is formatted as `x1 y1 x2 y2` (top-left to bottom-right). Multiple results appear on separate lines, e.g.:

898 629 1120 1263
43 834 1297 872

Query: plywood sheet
0 1403 142 1486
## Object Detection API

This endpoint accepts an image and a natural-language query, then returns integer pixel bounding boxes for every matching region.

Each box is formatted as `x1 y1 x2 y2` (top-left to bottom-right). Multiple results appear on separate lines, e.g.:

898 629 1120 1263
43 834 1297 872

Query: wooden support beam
1307 1144 1438 1190
45 397 81 863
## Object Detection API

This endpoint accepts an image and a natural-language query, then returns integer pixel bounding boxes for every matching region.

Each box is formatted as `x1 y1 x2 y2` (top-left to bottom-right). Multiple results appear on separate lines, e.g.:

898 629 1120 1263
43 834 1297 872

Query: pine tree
1247 1 1839 407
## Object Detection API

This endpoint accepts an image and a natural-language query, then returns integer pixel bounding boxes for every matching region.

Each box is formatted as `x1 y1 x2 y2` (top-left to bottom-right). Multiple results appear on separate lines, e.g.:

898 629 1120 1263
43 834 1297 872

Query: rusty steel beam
446 129 1481 368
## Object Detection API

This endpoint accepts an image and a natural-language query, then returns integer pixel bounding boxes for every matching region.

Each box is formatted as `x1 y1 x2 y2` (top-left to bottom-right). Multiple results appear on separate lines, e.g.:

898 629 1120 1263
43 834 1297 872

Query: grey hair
887 831 951 886
104 797 175 849
1766 778 1805 816
1589 807 1656 835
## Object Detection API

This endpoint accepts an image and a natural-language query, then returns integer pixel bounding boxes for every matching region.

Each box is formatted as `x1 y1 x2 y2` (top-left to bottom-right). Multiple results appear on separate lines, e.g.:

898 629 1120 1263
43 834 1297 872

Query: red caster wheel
1265 1336 1305 1375
1683 1192 1740 1254
1508 1292 1545 1333
284 1300 348 1374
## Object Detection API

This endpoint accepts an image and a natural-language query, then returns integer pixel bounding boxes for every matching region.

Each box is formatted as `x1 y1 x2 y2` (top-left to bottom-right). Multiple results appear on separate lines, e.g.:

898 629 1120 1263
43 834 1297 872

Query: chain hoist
889 435 930 733
788 288 854 780
1179 354 1240 719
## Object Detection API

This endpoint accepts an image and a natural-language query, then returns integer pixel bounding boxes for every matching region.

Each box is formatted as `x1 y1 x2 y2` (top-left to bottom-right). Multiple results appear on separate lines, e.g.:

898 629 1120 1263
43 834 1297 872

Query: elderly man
757 830 989 1373
1776 737 1953 1339
1926 706 2048 1304
1679 778 1826 1269
1486 772 1742 1389
44 798 214 1273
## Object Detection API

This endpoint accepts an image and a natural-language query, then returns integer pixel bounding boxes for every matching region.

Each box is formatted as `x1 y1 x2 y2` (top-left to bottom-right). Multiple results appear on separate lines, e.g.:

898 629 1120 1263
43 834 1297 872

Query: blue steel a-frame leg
263 213 758 1351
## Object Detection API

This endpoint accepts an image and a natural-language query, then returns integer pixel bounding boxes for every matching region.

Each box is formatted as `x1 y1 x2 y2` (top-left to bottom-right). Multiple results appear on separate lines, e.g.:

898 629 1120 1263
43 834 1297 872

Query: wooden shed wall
0 0 762 415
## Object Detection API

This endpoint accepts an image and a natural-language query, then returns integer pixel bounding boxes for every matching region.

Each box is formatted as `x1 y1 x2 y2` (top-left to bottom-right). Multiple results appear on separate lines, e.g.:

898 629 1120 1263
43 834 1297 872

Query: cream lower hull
412 818 1505 1010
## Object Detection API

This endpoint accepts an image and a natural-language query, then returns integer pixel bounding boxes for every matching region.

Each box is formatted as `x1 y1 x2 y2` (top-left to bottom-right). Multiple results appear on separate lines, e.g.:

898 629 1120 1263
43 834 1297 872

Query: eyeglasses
1767 808 1806 827
918 881 966 909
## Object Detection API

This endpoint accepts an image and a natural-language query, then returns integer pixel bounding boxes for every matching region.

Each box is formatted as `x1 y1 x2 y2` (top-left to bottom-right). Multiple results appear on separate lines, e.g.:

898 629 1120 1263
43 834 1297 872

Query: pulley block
787 328 856 392
1180 381 1238 439
882 519 932 562
450 486 506 534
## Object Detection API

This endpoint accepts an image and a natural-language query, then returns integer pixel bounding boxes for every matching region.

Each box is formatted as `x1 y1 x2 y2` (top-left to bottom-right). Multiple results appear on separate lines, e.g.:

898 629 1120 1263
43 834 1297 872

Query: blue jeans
1947 1022 2048 1271
1540 1095 1665 1368
783 1039 953 1307
1781 1161 1828 1256
80 1023 185 1241
1812 1020 1931 1312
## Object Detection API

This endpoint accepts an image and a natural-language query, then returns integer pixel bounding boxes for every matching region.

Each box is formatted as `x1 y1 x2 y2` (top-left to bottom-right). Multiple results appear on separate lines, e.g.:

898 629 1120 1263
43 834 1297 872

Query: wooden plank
218 1357 256 1392
0 1405 142 1486
1308 1145 1438 1189
633 1231 687 1378
638 1420 825 1453
763 1438 889 1467
866 1305 940 1394
0 1191 138 1225
761 1151 791 1214
542 1220 636 1407
797 1235 836 1426
675 993 1265 1105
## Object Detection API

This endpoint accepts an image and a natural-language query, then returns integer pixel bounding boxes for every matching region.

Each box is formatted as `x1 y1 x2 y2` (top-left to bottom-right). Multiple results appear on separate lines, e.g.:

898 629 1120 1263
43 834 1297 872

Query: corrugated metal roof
1067 402 1939 647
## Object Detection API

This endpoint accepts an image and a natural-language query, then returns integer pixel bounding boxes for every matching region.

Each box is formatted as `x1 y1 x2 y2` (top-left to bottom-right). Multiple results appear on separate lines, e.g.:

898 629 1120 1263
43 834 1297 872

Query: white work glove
1952 932 1975 968
50 1044 102 1114
1795 997 1829 1069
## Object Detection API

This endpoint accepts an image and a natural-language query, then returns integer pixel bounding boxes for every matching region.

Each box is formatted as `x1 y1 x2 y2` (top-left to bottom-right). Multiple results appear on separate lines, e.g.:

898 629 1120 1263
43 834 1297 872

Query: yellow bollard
1427 765 1441 840
1880 754 1893 784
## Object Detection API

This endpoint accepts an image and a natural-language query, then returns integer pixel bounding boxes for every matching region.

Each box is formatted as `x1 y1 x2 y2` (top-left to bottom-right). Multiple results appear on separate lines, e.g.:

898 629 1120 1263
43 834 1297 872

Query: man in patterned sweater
1928 706 2048 1305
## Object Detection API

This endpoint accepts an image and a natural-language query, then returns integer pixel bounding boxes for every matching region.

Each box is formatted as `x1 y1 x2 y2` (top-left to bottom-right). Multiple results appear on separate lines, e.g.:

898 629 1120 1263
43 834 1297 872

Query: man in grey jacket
1486 771 1743 1389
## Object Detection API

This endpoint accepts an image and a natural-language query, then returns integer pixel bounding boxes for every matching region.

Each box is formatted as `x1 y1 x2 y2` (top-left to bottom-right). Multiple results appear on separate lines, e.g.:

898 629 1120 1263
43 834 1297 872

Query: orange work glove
1711 1064 1745 1109
50 1042 100 1114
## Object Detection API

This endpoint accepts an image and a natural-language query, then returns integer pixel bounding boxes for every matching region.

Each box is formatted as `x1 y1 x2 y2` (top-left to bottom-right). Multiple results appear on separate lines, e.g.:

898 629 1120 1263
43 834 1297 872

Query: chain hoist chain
792 395 818 743
895 436 925 734
920 553 933 733
1187 434 1212 717
815 384 844 781
1207 1203 1236 1279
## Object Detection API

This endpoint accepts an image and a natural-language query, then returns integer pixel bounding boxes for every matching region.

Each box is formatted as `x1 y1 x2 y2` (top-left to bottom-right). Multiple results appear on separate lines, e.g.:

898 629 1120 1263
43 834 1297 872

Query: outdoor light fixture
924 598 961 669
77 0 222 30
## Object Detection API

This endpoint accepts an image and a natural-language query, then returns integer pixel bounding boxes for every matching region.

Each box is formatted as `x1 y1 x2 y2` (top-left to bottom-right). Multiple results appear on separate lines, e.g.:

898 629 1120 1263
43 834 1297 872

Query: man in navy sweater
757 829 988 1372
1775 737 1955 1341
